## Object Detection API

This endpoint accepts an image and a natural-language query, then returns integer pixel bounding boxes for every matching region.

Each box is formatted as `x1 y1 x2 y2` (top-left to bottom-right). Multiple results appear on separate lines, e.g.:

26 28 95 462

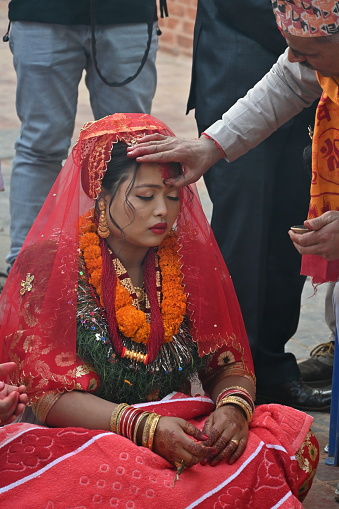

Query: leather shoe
255 379 331 412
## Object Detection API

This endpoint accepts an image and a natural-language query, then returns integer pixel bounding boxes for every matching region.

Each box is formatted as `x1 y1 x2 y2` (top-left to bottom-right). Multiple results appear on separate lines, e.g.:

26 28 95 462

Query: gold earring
97 200 110 238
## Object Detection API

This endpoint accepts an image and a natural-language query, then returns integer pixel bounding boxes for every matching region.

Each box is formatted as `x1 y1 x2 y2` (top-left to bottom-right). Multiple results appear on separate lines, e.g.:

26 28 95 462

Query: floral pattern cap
272 0 339 36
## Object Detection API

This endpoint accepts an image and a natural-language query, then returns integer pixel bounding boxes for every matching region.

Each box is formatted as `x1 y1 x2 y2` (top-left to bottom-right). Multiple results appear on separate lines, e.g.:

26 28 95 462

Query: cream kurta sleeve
205 48 322 162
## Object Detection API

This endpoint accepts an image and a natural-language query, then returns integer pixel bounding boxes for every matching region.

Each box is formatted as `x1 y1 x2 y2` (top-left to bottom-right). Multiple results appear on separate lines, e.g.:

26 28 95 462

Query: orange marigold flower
79 232 100 250
84 245 101 261
86 257 102 272
134 322 151 343
116 307 145 337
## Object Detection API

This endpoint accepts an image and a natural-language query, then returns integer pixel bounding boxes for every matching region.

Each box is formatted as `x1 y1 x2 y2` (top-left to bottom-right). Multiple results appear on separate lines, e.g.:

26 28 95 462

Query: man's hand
289 211 339 260
127 134 225 187
0 362 27 425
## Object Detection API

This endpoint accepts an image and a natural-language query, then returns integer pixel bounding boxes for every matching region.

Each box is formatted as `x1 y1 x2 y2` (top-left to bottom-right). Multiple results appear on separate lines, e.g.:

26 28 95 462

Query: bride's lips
149 222 168 234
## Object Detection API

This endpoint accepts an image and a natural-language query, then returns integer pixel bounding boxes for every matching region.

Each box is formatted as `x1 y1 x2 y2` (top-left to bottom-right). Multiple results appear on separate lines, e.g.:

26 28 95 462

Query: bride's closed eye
167 194 179 201
136 194 153 201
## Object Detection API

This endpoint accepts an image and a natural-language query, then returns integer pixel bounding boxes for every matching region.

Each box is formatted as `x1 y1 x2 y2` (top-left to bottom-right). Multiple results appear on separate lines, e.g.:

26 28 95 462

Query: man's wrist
200 133 227 161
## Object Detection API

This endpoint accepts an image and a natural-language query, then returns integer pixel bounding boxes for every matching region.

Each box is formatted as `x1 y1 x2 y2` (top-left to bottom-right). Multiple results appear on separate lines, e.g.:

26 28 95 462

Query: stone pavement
0 3 338 506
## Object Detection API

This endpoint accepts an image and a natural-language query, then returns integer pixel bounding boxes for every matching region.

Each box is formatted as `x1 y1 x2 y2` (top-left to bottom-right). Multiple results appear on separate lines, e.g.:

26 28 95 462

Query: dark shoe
335 482 339 503
298 341 334 387
255 379 331 412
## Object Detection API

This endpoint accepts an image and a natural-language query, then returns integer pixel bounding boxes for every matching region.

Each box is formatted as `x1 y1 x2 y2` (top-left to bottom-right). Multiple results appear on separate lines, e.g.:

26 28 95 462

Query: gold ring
174 459 185 468
229 439 239 447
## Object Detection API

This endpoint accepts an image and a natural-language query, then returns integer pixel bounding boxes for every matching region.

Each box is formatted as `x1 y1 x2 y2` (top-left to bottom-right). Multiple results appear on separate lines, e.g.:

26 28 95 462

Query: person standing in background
5 0 165 270
186 0 328 410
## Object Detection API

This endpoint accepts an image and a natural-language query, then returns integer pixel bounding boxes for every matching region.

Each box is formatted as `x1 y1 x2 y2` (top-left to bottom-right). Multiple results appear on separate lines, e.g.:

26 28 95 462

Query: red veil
0 113 253 398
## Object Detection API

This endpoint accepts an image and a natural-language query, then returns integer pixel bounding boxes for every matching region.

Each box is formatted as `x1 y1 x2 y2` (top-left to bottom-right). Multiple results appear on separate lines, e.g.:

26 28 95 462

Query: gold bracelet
216 385 252 402
109 403 129 433
147 414 161 450
218 395 252 413
217 396 253 422
223 398 251 423
31 391 64 424
133 412 149 445
142 413 157 448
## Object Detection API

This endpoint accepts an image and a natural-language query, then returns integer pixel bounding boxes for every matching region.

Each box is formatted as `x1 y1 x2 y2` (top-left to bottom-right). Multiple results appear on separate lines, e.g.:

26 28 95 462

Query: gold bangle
31 391 64 424
147 414 161 450
109 403 129 433
133 412 149 445
217 396 252 422
216 385 252 405
219 394 254 415
142 413 157 448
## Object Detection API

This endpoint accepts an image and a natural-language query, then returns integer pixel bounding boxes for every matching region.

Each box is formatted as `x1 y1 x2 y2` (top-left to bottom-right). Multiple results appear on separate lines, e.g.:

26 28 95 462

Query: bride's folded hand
199 405 249 466
153 416 218 468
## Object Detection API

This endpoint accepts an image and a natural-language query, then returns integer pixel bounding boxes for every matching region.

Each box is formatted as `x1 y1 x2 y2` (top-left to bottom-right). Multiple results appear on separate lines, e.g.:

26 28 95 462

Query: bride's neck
109 242 149 287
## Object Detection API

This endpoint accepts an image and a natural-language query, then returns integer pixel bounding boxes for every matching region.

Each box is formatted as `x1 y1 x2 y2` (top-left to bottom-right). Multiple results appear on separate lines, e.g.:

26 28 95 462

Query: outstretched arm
127 134 225 187
127 50 321 188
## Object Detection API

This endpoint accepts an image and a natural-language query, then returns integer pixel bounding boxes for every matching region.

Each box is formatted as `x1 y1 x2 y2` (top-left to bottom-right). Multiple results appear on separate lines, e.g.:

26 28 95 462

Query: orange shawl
301 73 339 283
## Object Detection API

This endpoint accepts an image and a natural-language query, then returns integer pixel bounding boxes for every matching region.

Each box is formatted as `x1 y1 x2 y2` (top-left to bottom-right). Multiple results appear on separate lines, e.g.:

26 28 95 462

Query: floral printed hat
272 0 339 36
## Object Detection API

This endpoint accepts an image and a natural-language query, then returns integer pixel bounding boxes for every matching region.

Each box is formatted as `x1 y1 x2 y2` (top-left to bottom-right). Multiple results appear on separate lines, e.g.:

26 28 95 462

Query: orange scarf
301 73 339 283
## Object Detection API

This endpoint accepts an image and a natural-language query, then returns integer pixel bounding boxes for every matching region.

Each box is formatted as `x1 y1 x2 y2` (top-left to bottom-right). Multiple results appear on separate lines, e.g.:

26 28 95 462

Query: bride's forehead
136 163 169 181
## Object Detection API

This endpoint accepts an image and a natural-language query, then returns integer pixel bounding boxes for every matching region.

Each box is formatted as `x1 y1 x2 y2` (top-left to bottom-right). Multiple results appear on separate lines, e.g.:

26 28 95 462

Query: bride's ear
97 188 109 204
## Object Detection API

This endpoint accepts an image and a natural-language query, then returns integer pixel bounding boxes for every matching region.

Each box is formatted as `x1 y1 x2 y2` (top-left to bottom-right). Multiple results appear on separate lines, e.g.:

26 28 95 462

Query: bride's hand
200 405 249 466
153 416 217 468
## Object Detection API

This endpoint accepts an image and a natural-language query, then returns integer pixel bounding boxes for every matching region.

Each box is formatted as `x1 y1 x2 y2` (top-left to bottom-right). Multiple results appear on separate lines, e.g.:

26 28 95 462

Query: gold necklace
134 284 145 303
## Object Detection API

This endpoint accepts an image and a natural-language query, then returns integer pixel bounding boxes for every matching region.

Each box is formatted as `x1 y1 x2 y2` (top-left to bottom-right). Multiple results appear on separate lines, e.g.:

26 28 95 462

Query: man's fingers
0 362 17 380
19 392 28 404
164 174 190 188
0 391 19 422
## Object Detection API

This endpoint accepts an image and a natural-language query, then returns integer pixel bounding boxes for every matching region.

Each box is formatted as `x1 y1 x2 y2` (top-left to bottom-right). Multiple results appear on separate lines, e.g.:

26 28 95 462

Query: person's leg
86 22 158 118
298 281 335 386
325 282 336 338
201 120 306 378
200 102 331 410
7 22 86 266
333 282 339 333
253 114 311 390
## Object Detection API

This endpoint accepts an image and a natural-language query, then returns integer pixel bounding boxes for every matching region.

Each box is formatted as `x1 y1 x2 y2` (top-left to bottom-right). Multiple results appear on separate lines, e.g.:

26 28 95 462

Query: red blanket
0 394 314 508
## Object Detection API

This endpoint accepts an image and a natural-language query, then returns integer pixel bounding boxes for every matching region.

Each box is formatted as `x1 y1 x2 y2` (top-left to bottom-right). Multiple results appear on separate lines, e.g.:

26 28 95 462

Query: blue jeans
7 21 158 265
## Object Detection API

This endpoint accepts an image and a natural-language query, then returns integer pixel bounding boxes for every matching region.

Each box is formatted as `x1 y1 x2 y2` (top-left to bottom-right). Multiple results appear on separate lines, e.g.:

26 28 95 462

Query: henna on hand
153 416 216 468
200 404 249 466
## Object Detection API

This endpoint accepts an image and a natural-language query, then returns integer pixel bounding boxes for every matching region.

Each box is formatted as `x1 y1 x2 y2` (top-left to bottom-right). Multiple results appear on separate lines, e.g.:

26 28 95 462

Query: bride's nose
153 196 167 218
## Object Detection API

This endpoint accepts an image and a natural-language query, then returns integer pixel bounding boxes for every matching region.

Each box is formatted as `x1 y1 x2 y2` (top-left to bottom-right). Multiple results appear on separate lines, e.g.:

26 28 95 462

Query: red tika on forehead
159 163 172 181
272 0 339 36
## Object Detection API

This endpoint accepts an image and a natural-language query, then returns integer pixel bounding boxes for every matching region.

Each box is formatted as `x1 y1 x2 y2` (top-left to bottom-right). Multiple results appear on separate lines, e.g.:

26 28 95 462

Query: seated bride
0 113 318 508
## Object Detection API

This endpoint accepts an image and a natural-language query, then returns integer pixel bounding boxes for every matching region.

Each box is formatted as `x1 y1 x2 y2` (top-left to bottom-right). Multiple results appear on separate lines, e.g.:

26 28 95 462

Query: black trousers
199 104 317 390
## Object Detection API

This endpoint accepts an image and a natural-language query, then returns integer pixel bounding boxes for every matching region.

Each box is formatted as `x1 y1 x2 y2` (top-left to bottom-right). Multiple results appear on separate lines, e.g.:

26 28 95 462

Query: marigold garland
79 209 186 345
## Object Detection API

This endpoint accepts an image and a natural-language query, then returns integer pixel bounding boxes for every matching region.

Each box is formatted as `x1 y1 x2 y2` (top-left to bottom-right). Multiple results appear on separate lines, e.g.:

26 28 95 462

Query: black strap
90 0 156 88
2 21 11 42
